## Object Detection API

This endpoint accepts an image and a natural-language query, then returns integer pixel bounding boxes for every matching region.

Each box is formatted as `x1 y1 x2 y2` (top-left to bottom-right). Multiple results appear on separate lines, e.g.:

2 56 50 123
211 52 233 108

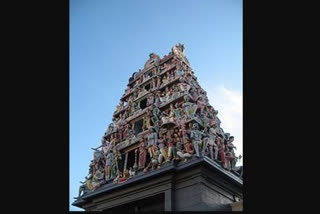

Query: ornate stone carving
76 45 241 198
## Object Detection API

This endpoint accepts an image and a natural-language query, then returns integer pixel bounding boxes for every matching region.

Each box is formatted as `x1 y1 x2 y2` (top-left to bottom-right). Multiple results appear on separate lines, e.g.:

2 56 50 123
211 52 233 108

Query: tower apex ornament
172 43 185 57
144 52 160 69
171 43 189 65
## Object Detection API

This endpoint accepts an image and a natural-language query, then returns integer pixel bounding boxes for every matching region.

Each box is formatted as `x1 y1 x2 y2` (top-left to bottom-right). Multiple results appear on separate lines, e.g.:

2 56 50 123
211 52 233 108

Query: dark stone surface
73 157 242 211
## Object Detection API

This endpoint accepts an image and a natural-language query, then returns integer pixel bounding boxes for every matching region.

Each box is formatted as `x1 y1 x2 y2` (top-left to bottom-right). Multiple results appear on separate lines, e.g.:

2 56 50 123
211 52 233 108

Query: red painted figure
185 140 195 154
217 137 227 168
138 137 147 169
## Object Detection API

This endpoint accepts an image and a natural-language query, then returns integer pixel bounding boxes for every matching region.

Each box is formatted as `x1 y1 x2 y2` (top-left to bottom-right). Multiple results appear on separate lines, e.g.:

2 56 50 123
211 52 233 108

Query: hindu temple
72 44 243 211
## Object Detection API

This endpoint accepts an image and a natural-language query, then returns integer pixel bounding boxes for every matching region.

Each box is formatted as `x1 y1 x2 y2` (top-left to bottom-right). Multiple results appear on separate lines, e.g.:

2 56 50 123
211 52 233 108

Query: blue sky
70 0 242 211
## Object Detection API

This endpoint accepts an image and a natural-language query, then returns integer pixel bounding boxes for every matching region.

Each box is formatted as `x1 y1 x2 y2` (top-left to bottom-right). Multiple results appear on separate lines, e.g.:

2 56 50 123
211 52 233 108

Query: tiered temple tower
73 44 243 211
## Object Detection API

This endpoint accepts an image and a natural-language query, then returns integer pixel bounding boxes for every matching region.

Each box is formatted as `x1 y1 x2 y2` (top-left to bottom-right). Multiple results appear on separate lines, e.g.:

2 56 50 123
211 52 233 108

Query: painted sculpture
76 44 242 199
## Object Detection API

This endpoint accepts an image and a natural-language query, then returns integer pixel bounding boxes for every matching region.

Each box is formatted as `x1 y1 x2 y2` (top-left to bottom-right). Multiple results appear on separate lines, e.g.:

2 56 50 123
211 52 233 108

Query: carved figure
105 149 113 180
182 95 198 119
157 133 168 162
207 126 219 160
142 111 151 131
146 128 158 158
138 137 147 169
190 123 206 157
146 93 154 106
167 135 177 161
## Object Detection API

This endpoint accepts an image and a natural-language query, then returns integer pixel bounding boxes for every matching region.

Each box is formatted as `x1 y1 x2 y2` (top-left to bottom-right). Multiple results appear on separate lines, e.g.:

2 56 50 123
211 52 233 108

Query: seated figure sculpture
182 95 198 120
177 138 195 162
144 146 164 172
161 110 171 124
146 93 154 106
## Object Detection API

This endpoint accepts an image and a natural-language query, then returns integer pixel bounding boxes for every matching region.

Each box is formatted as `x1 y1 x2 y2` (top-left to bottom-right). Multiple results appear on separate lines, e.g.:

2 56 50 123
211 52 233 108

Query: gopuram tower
72 44 243 211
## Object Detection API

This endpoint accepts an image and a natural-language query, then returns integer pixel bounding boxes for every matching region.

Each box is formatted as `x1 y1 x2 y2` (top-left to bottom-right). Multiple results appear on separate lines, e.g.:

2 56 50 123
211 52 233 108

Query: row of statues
76 44 242 200
76 118 241 199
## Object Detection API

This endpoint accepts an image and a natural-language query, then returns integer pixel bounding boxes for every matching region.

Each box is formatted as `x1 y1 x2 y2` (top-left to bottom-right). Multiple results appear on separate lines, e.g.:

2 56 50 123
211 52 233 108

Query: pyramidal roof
75 44 242 200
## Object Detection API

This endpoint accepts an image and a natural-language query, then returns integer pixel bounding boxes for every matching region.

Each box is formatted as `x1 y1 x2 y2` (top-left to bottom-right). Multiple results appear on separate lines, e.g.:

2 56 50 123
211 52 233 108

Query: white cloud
205 85 243 166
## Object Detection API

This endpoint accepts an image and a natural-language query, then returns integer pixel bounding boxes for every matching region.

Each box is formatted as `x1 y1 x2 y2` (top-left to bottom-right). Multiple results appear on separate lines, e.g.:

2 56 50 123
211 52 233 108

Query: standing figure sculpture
227 136 237 169
157 132 168 162
146 128 158 158
142 111 151 131
105 149 113 180
113 147 122 178
138 137 147 169
190 123 206 157
167 135 177 161
207 125 219 160
217 137 227 169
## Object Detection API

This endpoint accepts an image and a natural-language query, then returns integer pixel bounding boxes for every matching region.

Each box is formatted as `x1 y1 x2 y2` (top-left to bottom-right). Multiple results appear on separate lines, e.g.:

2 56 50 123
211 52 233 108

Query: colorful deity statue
168 103 175 122
217 137 227 169
113 146 122 178
150 104 161 124
146 93 155 106
190 123 207 157
146 127 158 158
144 146 164 172
161 109 171 124
116 113 126 142
138 136 147 169
162 74 169 86
170 70 175 81
196 96 207 115
172 85 180 99
175 133 184 160
156 76 162 88
226 136 237 169
183 138 195 161
166 72 171 83
182 95 198 120
167 135 177 161
138 86 147 97
175 68 185 77
142 111 151 131
90 168 105 190
157 132 168 162
207 125 219 160
166 87 173 102
151 77 157 89
153 92 160 107
159 90 167 103
105 149 113 180
178 82 191 93
173 102 183 121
